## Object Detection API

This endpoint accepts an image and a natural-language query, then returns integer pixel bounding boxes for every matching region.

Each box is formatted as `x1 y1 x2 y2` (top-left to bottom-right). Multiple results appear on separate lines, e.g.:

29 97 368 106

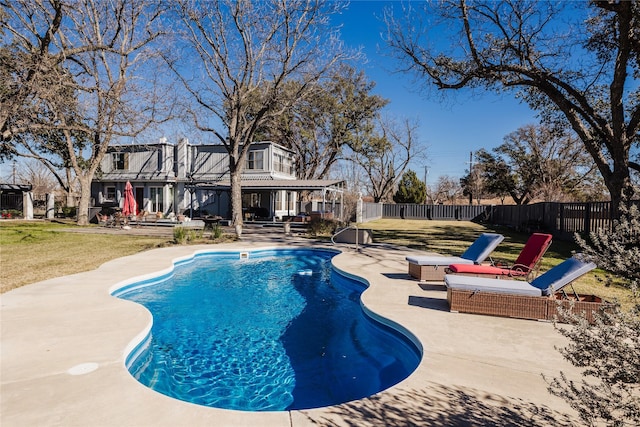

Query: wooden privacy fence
385 203 492 221
489 201 618 240
362 201 383 221
362 201 633 241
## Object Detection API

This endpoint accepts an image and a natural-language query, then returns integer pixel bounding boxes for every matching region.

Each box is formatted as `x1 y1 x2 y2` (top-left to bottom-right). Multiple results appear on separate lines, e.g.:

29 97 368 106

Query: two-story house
91 138 344 221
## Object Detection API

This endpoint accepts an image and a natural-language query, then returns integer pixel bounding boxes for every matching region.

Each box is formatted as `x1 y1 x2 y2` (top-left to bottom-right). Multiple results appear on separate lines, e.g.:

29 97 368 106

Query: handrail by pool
331 224 360 251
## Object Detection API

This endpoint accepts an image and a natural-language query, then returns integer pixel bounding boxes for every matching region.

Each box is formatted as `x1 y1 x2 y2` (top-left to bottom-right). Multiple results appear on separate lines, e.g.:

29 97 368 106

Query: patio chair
445 233 552 280
96 212 116 227
444 256 598 321
406 233 505 282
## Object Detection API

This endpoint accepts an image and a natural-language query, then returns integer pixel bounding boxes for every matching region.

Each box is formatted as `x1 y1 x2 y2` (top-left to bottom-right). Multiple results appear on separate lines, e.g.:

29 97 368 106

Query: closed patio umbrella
122 181 136 217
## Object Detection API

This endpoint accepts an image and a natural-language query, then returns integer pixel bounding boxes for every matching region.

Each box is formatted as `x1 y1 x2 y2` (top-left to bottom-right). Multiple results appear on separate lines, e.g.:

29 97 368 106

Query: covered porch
184 179 345 222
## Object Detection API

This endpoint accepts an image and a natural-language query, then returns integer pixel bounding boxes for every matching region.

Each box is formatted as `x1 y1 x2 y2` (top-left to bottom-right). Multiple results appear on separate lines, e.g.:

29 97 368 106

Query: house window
113 152 128 170
275 191 282 210
149 187 164 213
242 193 261 207
274 191 294 212
274 153 293 174
274 154 284 173
105 186 116 201
246 150 264 170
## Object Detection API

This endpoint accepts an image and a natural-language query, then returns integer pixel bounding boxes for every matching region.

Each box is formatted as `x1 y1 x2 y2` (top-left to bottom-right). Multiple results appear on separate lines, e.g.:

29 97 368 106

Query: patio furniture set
406 232 608 323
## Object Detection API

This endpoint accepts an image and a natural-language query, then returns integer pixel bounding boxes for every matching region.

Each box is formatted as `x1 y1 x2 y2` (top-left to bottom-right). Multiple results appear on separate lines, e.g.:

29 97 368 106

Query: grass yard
0 221 171 293
0 218 633 308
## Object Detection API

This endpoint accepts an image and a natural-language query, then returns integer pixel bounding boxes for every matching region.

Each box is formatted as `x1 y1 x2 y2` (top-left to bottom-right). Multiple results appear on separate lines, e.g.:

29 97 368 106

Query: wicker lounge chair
444 256 601 322
446 233 552 280
406 233 505 282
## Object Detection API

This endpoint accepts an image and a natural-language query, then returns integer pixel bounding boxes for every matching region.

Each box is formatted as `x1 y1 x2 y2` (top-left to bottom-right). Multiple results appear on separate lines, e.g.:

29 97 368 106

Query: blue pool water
113 248 421 411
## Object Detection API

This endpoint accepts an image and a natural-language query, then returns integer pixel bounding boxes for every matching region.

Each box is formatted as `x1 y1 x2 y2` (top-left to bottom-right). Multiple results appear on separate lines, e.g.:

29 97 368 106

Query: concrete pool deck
2 233 584 426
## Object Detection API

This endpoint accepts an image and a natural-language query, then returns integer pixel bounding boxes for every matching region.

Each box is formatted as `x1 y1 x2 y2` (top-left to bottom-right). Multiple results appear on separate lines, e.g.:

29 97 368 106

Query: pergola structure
0 183 33 217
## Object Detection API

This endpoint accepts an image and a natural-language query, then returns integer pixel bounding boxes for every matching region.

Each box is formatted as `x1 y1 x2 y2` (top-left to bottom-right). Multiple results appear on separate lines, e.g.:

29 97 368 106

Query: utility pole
423 166 428 204
467 152 473 205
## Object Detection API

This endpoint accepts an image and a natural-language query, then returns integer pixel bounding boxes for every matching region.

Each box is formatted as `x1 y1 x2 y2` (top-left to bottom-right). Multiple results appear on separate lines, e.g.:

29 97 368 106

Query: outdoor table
203 216 223 231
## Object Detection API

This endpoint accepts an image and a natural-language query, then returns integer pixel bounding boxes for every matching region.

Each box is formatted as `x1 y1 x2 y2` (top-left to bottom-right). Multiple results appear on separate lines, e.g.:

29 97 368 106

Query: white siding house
91 138 343 221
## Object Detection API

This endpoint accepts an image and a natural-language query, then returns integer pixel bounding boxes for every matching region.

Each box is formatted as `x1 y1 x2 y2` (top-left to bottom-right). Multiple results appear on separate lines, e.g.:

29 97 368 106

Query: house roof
0 183 33 192
188 179 345 192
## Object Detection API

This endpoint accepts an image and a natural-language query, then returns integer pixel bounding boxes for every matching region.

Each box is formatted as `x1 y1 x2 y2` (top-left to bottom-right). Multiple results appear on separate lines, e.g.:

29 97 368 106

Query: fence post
584 202 591 235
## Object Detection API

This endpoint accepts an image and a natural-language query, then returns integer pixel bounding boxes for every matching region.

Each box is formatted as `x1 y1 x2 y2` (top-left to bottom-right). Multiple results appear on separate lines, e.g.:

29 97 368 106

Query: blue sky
335 1 540 186
0 1 541 186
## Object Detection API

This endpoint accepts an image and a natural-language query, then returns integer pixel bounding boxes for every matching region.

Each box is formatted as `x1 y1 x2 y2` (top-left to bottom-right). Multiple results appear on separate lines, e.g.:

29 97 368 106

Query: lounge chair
406 233 505 282
444 256 600 322
446 233 552 280
96 212 116 227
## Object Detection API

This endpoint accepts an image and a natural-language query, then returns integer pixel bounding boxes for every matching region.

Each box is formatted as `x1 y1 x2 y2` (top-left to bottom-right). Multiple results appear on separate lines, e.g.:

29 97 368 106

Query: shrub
547 305 640 426
211 223 223 239
1 210 21 219
545 197 640 426
173 227 188 244
307 218 338 236
61 206 76 218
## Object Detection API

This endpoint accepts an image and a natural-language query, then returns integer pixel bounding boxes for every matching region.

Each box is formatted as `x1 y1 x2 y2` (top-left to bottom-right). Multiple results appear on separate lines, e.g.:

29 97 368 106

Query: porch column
23 191 33 220
322 188 326 218
46 193 55 219
271 190 276 222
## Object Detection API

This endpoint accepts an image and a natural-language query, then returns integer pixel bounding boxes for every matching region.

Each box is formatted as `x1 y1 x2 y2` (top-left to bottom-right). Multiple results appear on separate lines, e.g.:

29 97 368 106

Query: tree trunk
229 160 243 227
605 165 632 219
76 176 91 225
230 175 243 227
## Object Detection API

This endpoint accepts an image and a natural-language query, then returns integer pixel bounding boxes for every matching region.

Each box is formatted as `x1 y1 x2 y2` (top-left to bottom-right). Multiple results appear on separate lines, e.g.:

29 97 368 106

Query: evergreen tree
393 170 426 204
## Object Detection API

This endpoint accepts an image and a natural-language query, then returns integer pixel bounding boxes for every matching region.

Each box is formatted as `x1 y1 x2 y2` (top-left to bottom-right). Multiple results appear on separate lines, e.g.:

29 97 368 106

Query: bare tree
460 163 487 205
15 159 58 195
255 65 388 207
1 0 67 146
2 0 168 224
385 0 640 216
433 175 462 205
350 115 424 202
475 124 604 204
168 0 350 226
505 125 603 202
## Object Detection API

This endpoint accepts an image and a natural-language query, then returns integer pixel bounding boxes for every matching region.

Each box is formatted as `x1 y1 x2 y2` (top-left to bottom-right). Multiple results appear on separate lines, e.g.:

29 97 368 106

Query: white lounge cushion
406 256 475 266
406 233 504 267
444 274 543 297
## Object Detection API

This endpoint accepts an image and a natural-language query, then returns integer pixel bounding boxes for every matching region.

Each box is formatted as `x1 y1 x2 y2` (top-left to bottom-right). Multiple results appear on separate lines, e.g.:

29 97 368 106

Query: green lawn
0 219 632 307
0 221 170 293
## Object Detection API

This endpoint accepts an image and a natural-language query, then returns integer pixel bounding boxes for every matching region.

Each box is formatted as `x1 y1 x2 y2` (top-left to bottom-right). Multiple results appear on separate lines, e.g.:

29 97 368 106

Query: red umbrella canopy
122 181 136 216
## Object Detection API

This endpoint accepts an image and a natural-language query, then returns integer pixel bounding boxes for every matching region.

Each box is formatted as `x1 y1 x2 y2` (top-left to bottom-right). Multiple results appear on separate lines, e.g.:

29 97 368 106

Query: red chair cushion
447 264 524 276
515 233 552 268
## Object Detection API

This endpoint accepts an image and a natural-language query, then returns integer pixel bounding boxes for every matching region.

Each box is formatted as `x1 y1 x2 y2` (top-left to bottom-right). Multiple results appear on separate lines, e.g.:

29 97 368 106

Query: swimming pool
113 248 421 411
